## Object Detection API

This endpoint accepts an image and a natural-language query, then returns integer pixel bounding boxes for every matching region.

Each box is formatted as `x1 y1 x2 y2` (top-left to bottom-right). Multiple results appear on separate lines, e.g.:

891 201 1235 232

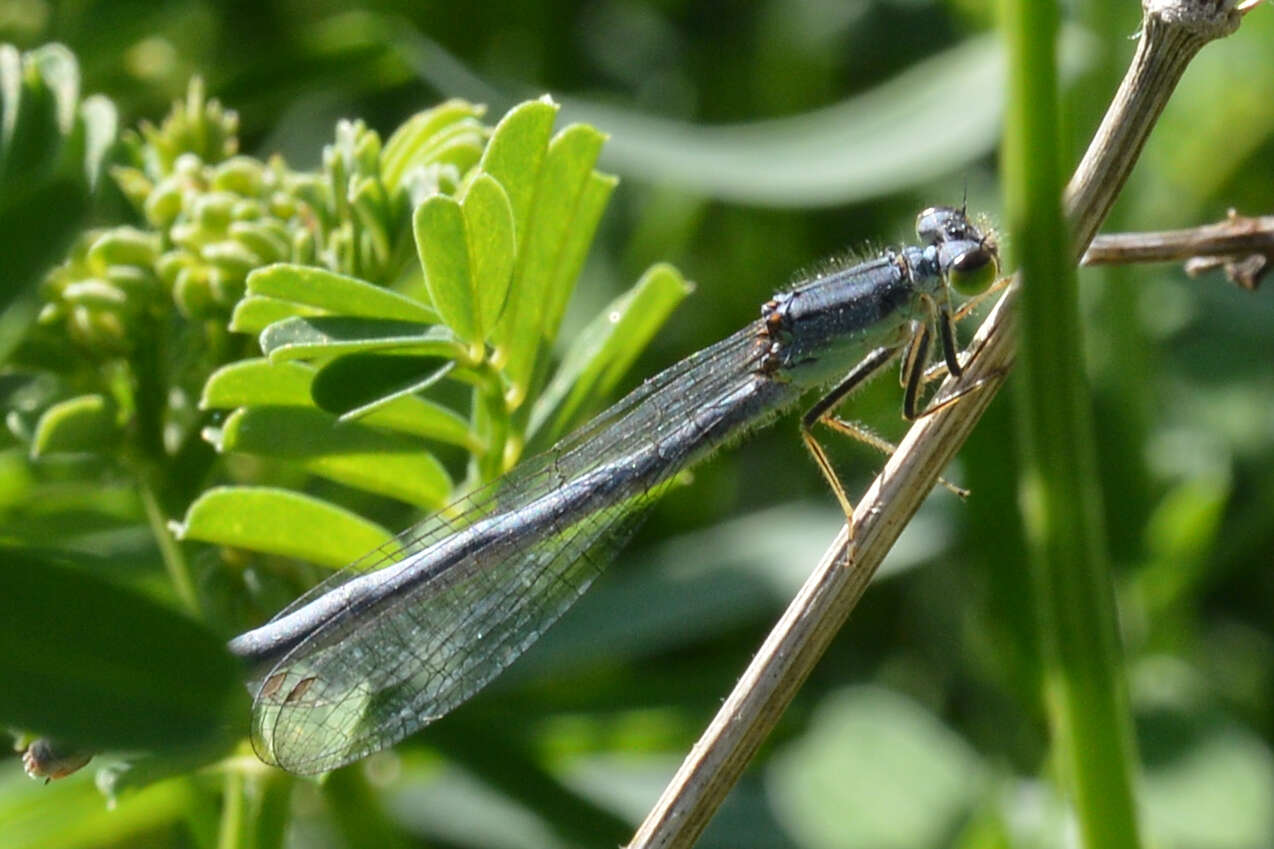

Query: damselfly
227 206 1000 774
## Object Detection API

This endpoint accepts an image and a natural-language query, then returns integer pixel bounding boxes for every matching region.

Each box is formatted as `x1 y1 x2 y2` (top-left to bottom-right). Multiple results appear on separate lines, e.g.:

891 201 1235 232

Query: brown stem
1084 209 1274 290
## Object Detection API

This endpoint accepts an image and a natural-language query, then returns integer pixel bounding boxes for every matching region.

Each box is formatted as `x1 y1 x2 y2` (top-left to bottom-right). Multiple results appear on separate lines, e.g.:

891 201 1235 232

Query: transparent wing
252 483 665 773
247 324 796 774
248 323 768 643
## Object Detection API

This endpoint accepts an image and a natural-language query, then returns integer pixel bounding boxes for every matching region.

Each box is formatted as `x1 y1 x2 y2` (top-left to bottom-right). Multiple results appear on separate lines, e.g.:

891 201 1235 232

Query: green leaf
260 316 464 363
308 353 446 410
530 263 691 444
411 173 515 350
30 394 116 457
202 357 475 448
416 120 487 172
479 97 558 235
496 122 607 406
1136 476 1229 615
361 394 474 447
246 264 438 322
172 486 397 569
1 44 76 182
0 547 246 751
212 406 452 507
1144 476 1228 565
0 45 115 306
229 295 327 335
413 194 477 345
201 359 316 409
461 173 516 336
543 170 616 336
93 742 239 803
78 94 117 188
381 99 486 190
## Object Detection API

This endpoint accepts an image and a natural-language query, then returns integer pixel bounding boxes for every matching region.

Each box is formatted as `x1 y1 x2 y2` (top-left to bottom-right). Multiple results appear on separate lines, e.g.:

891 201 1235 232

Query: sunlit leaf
547 29 1087 208
229 295 326 335
562 34 1015 207
201 359 315 409
478 96 557 234
260 316 463 363
542 169 615 335
30 394 116 457
414 194 477 345
768 687 985 849
496 122 606 406
246 264 438 322
347 390 474 448
1141 714 1274 849
416 121 487 173
461 173 516 337
212 406 451 507
172 486 396 568
381 99 486 190
203 357 475 448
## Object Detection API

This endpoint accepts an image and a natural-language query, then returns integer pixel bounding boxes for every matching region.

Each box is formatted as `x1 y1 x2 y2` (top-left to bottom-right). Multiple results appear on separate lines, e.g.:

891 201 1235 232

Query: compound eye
948 246 997 296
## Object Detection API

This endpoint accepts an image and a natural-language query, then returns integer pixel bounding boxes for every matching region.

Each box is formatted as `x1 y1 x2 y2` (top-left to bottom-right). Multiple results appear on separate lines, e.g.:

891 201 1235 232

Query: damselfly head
917 206 999 297
916 206 980 245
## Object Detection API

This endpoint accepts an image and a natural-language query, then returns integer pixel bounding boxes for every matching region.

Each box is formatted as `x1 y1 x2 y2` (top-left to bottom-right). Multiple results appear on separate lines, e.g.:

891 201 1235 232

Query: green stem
1000 2 1143 848
217 769 246 849
249 768 292 849
141 480 200 618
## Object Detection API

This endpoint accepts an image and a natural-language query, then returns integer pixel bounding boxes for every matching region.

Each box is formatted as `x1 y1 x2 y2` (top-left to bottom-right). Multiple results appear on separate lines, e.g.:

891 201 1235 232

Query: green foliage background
1 2 1273 848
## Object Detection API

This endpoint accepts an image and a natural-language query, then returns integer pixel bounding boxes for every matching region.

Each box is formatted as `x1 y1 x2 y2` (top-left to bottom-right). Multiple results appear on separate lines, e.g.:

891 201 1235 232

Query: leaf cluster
1 51 690 787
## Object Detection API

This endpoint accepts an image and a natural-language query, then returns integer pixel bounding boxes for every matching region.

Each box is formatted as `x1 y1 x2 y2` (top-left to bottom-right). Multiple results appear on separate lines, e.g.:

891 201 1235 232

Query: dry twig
1085 209 1274 290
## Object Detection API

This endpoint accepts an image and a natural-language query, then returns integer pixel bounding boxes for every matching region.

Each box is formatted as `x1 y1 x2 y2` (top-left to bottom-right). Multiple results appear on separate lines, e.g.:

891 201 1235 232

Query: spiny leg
893 317 998 494
914 286 1016 412
819 416 970 499
804 313 992 530
800 346 898 532
911 351 1010 421
901 321 933 420
937 304 962 380
925 274 1013 380
909 303 967 414
918 275 1013 387
897 318 927 391
900 315 1004 422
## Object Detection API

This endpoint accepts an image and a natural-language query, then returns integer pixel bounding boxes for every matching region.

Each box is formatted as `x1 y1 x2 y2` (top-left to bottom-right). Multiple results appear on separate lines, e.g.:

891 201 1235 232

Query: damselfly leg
800 322 972 525
917 274 1012 388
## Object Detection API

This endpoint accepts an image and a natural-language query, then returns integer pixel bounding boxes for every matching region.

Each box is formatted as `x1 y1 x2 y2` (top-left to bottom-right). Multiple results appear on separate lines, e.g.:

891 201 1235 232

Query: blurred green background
2 1 1273 848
